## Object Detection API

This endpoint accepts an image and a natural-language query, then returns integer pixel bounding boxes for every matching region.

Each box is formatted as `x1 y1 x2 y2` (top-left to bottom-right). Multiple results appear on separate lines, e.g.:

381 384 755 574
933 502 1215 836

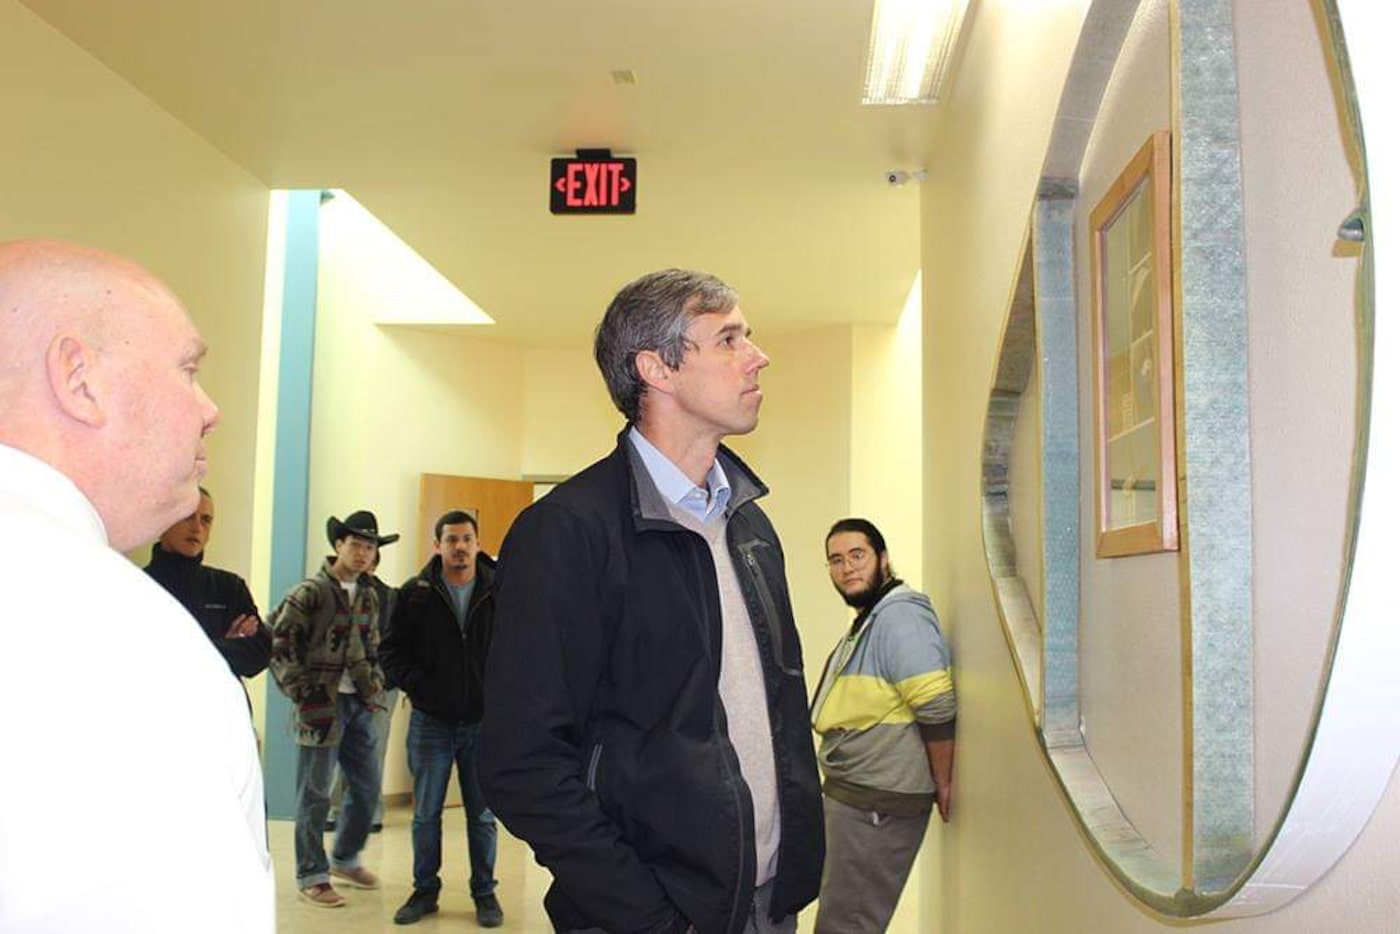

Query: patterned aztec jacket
268 560 384 746
810 582 956 816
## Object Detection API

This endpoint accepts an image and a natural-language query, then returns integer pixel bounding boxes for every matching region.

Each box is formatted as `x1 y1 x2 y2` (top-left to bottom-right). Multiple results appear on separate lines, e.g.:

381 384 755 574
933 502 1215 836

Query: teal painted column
263 190 322 820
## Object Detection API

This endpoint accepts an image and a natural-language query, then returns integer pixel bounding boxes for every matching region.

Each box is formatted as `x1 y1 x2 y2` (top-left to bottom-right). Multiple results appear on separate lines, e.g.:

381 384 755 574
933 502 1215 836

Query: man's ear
46 334 106 428
634 349 675 396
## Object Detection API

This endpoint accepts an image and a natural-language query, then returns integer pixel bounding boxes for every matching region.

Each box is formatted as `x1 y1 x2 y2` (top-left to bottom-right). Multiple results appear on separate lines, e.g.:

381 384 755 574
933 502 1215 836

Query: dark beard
840 577 883 609
844 576 904 635
836 566 890 609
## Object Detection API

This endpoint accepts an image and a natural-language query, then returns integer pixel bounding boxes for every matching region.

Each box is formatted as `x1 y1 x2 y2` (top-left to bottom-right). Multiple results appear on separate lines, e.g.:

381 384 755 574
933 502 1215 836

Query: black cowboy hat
326 510 400 547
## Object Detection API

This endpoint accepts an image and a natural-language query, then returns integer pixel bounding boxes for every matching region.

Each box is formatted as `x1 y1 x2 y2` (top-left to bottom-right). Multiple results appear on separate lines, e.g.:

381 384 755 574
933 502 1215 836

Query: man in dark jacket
145 487 271 681
381 511 502 928
480 269 823 934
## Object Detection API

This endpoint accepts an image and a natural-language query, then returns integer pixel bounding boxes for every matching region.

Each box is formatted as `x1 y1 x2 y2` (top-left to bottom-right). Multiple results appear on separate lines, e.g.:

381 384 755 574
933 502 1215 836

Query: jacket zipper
738 543 803 677
713 705 750 934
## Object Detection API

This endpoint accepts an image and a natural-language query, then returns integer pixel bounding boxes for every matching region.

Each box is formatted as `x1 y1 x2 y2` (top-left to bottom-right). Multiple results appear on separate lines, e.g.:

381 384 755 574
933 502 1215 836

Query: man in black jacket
145 487 271 682
380 511 502 928
480 269 823 934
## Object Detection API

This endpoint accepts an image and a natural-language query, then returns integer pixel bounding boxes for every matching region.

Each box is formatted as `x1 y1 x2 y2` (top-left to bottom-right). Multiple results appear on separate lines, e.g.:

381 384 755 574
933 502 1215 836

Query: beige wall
306 217 526 793
0 0 269 578
520 346 622 479
851 278 925 592
733 326 855 680
919 2 1091 928
1 0 270 732
922 0 1400 931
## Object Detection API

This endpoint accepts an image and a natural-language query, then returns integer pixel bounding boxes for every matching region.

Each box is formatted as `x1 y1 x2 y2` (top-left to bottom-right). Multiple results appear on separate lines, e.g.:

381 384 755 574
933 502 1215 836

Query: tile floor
272 804 836 934
271 805 554 933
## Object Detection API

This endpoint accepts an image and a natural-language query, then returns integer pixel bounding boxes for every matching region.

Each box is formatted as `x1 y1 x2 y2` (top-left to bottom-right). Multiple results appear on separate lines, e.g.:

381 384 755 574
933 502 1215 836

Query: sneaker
298 883 346 908
474 893 504 928
393 889 440 925
330 865 380 890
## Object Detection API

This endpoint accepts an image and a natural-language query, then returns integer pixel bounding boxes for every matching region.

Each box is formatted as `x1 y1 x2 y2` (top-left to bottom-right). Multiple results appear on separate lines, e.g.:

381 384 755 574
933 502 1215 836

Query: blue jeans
407 709 497 897
330 687 399 824
294 693 382 887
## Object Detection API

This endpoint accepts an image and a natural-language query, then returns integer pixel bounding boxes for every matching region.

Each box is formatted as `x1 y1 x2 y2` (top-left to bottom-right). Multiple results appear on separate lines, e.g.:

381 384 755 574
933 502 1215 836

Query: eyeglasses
826 548 872 571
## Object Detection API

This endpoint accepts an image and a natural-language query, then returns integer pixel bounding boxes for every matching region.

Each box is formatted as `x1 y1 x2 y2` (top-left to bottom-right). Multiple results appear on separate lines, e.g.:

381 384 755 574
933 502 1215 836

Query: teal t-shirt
445 577 476 632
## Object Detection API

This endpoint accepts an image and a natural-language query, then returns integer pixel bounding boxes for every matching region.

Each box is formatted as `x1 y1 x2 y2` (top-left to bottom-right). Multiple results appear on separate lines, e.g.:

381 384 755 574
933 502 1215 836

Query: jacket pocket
586 742 603 793
736 541 804 677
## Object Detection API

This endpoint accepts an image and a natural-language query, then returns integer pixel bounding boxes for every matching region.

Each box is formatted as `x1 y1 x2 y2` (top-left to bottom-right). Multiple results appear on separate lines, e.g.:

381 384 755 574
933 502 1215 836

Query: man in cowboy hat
270 509 399 908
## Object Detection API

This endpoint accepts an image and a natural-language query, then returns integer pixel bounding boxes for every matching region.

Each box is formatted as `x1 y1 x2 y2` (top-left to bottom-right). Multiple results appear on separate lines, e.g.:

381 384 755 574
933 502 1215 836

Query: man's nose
749 342 770 370
199 382 220 434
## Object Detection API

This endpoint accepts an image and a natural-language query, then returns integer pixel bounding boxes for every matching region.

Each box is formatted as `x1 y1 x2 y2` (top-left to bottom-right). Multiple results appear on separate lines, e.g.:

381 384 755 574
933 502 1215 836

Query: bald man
0 240 274 933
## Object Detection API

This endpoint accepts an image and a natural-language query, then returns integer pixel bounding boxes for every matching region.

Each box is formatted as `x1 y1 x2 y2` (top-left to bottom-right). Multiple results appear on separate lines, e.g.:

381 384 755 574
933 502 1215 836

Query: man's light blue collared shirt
628 426 731 525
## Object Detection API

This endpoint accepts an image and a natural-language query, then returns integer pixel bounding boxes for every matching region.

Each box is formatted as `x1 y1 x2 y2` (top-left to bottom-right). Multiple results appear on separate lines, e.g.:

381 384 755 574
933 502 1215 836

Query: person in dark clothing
380 511 502 928
479 270 824 934
145 487 270 680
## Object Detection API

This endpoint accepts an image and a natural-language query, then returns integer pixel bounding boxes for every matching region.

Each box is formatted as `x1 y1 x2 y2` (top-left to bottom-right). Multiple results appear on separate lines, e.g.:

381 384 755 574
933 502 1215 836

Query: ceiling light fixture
862 0 971 105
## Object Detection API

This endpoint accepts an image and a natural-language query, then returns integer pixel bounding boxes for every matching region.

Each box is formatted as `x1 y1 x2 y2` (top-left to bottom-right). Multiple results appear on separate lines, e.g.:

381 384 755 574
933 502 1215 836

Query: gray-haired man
480 269 825 933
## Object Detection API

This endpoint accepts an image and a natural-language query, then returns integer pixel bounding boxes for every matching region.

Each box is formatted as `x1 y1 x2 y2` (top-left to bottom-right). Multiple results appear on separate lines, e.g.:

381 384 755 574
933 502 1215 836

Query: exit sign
550 150 637 215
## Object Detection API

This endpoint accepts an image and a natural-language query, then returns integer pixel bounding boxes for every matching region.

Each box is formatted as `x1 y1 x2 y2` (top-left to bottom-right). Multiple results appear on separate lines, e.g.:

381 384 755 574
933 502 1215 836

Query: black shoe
474 893 504 928
323 817 337 833
370 822 383 834
393 889 439 925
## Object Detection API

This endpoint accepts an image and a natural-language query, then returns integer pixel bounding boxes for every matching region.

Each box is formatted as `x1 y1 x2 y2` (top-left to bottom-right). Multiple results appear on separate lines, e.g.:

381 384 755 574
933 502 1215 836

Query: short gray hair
594 269 738 422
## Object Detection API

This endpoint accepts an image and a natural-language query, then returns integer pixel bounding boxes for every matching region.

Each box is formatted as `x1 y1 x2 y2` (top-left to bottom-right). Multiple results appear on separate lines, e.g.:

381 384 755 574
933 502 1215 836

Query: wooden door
416 473 535 564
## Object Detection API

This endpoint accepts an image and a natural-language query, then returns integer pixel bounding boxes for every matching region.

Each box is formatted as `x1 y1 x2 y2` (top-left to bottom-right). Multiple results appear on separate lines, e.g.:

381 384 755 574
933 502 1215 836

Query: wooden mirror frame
1089 128 1180 558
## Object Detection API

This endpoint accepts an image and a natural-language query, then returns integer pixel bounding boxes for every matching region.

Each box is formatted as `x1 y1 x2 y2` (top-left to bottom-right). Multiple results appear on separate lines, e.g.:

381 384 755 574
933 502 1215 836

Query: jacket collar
613 426 768 530
148 542 205 570
317 558 360 601
418 551 496 595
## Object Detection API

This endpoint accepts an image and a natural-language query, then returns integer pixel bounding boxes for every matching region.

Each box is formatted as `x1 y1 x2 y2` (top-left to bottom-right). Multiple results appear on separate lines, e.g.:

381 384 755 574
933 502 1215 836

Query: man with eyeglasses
810 518 956 934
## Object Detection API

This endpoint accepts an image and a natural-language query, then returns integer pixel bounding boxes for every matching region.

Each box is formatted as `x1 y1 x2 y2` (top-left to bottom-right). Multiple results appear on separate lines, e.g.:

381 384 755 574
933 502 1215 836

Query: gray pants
567 878 795 934
813 796 930 934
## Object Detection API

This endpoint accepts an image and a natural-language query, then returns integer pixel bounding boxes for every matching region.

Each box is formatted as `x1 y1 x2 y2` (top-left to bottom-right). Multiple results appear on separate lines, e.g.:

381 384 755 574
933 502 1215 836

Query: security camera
885 169 927 187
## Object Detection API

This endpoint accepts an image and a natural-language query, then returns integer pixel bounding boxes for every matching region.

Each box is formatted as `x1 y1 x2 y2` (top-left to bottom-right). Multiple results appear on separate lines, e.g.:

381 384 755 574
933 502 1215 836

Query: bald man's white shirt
0 443 274 933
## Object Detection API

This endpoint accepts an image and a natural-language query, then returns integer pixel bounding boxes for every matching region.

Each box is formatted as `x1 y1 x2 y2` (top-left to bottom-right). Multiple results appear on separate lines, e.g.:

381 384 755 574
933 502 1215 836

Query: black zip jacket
479 432 824 934
144 544 271 679
380 552 495 724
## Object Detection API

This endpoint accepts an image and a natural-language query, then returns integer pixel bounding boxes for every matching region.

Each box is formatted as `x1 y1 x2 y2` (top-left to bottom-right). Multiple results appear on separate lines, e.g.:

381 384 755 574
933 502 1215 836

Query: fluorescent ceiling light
862 0 971 105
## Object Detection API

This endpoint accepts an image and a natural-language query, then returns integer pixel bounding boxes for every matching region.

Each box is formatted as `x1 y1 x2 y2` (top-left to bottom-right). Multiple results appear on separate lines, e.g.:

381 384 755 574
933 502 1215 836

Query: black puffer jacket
380 552 495 724
479 432 824 934
144 544 271 679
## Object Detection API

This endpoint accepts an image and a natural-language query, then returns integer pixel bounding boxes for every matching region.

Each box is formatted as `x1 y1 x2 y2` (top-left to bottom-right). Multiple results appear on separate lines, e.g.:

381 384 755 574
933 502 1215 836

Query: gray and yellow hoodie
811 582 956 815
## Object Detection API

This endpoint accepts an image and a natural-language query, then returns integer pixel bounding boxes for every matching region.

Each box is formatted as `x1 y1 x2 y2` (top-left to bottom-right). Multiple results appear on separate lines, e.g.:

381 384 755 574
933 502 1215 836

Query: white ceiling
22 0 945 344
